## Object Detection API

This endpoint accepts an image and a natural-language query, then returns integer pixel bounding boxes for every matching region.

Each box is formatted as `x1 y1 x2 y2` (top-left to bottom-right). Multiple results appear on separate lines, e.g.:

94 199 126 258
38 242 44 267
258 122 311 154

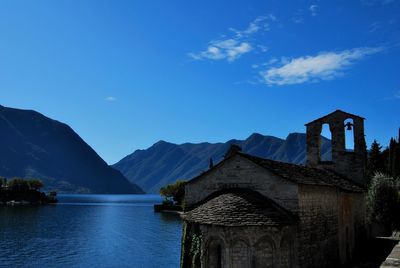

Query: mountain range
113 133 332 193
0 104 332 194
0 105 143 194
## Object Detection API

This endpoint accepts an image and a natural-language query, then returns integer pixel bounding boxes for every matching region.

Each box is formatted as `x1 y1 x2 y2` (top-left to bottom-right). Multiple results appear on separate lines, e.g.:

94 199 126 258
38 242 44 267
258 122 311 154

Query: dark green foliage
46 191 58 203
0 177 57 204
27 179 44 190
366 140 385 179
162 199 173 205
6 178 44 191
159 180 187 205
389 138 400 177
48 191 57 197
7 178 29 191
366 173 400 231
366 135 400 184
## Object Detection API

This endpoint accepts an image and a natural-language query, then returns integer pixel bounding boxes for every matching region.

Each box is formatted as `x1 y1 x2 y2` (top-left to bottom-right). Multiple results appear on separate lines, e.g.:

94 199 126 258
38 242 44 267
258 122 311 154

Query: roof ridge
237 152 363 192
186 152 363 192
184 188 297 226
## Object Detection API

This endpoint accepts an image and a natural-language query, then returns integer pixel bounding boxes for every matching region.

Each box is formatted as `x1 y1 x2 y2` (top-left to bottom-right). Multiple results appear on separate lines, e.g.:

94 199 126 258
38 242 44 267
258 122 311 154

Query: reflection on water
0 194 182 268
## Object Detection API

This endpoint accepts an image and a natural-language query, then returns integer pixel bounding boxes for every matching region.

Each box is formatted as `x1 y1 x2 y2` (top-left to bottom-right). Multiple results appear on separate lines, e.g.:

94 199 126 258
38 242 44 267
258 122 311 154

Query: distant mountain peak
113 132 331 193
154 140 174 146
247 132 264 139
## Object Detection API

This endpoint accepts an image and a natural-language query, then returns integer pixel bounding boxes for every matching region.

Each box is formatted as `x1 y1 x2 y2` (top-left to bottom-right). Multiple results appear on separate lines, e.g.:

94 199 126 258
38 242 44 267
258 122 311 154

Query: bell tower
305 110 367 185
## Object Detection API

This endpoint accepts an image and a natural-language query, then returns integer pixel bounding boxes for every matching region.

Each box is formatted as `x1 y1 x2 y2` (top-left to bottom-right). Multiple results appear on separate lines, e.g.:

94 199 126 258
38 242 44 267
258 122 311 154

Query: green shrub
7 178 29 191
27 179 44 190
367 173 400 231
159 180 187 205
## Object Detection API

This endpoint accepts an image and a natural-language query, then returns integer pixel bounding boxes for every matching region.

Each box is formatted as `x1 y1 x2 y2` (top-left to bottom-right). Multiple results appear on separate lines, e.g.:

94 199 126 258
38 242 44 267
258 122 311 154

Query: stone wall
297 185 341 267
192 223 298 268
185 154 299 212
337 192 366 264
297 185 366 267
305 111 367 185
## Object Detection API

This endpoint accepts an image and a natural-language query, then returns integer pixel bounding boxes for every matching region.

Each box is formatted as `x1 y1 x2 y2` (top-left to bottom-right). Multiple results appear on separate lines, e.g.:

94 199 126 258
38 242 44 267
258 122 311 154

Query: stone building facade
180 110 367 268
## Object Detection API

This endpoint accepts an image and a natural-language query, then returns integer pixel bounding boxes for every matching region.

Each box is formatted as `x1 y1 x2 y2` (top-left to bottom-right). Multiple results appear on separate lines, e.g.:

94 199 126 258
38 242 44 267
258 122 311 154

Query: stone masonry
181 110 367 268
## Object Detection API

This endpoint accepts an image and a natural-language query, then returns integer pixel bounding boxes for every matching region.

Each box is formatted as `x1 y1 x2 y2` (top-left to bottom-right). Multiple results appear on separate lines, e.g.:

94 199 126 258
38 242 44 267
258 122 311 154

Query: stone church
180 110 367 268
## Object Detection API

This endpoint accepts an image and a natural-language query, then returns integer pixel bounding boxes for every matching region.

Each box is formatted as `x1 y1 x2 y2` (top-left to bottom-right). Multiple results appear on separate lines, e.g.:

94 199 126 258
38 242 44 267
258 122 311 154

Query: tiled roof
238 153 364 192
183 189 296 226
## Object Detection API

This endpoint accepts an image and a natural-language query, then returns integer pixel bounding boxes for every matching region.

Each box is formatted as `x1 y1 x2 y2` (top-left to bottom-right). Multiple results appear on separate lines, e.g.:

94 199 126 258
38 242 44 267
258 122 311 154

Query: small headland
0 177 58 205
154 180 185 213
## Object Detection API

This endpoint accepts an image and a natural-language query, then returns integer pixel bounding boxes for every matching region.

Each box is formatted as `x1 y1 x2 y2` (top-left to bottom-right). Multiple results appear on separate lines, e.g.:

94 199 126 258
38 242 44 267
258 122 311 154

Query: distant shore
0 189 57 205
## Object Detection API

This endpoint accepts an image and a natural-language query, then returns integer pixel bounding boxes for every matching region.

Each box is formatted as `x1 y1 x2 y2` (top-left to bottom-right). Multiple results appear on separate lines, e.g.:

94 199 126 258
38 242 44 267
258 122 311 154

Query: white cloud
260 47 383 86
189 39 252 62
230 15 274 38
189 15 276 62
104 96 117 101
310 5 318 16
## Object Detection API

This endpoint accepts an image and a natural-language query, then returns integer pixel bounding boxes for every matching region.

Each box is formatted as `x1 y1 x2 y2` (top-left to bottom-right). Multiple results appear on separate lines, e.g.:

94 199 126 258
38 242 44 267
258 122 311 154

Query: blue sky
0 0 399 164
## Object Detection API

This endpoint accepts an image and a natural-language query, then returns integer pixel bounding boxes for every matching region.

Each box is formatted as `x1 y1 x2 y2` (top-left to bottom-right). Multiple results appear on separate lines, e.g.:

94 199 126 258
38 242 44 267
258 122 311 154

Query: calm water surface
0 194 182 268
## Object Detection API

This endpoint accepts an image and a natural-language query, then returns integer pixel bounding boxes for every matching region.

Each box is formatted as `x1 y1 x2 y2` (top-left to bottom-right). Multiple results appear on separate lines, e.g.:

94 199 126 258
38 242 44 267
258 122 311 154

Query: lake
0 194 182 268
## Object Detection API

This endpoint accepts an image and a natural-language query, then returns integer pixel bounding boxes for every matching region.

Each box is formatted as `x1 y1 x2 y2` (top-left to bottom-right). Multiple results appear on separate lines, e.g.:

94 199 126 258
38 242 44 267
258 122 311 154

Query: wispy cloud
189 15 275 62
382 90 400 100
369 21 381 32
104 96 117 102
392 91 400 99
292 16 304 24
259 47 384 86
362 0 397 5
229 16 270 38
310 5 318 16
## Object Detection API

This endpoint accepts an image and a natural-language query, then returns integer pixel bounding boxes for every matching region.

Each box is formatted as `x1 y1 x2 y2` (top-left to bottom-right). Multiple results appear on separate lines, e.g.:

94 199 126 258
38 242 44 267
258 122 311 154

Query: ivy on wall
181 222 202 268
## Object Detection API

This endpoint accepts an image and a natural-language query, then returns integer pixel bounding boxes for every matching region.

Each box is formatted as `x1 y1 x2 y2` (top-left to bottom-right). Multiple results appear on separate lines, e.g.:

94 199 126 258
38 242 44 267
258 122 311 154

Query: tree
0 176 5 188
27 179 44 191
389 138 400 177
159 180 187 205
366 173 400 232
366 140 386 182
7 178 29 191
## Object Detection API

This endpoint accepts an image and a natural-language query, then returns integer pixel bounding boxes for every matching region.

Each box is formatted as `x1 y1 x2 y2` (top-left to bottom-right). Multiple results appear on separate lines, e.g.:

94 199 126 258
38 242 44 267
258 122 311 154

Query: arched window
344 119 355 151
320 123 332 161
207 239 224 268
254 237 274 268
231 240 250 268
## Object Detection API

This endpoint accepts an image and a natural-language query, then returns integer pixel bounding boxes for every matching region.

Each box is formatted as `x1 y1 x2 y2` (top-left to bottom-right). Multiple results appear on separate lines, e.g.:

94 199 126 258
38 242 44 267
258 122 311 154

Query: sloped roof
239 153 364 192
305 109 365 126
183 189 296 226
186 152 364 193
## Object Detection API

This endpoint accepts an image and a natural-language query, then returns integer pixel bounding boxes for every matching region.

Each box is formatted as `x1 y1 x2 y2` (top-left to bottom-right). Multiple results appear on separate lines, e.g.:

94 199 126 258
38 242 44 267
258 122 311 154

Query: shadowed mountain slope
0 105 143 194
